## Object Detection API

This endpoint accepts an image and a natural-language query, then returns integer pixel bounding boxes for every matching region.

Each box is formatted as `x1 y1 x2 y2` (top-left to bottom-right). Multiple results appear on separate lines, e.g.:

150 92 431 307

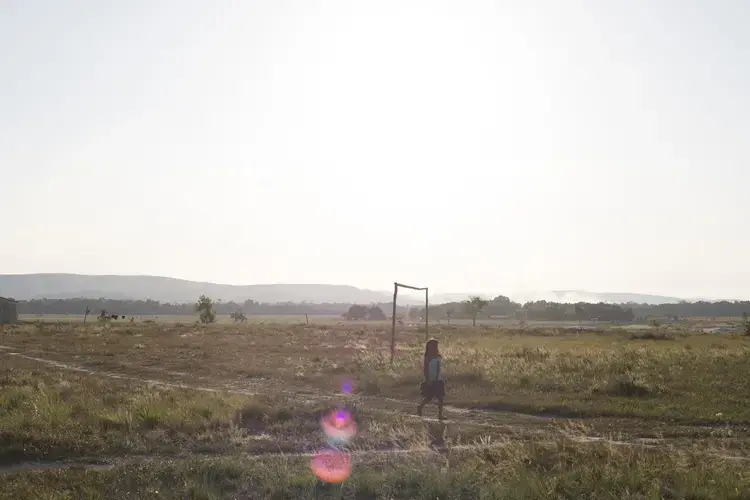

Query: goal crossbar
390 282 429 364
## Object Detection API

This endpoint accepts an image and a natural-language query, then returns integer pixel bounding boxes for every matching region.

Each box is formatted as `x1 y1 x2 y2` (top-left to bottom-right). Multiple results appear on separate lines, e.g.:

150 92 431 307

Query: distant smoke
427 290 614 305
508 290 613 304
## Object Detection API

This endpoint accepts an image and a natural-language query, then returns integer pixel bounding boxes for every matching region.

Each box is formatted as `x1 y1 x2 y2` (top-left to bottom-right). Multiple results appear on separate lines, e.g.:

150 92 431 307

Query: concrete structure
0 297 19 324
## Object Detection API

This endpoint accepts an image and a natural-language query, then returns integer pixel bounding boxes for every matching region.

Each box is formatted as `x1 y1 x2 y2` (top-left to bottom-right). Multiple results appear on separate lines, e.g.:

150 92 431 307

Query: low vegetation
2 439 750 499
2 318 750 497
195 295 216 324
16 295 750 324
463 296 488 327
0 364 285 463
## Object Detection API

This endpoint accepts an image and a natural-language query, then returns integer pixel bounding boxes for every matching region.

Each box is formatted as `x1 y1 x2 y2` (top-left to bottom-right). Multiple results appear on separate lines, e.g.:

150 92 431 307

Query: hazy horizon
2 271 743 302
2 1 749 299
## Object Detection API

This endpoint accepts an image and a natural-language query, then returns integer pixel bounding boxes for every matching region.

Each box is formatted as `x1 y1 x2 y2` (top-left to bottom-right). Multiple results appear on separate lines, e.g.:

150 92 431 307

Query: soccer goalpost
390 281 429 364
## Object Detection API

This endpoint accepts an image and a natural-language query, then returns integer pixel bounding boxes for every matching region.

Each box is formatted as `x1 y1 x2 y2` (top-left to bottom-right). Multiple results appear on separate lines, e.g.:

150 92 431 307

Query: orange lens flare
309 449 352 484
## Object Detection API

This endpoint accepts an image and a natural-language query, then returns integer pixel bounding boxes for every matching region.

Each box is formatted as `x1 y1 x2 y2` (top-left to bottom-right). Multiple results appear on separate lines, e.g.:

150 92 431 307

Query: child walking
418 338 445 420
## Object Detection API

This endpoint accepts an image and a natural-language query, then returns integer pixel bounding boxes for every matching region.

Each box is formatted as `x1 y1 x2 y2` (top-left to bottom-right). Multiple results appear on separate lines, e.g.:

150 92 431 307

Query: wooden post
425 288 429 341
391 282 429 363
305 314 309 325
391 283 398 364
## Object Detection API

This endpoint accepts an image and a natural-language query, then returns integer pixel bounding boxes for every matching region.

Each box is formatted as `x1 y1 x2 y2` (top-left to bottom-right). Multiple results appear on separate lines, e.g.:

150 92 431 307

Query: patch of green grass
0 366 315 463
1 439 749 499
341 329 750 424
0 362 459 465
6 320 750 424
629 331 676 341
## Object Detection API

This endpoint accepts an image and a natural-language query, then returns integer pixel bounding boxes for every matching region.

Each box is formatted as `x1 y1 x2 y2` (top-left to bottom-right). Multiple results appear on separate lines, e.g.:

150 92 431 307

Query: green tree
195 295 216 324
367 306 387 321
464 296 489 327
230 310 247 324
345 304 368 320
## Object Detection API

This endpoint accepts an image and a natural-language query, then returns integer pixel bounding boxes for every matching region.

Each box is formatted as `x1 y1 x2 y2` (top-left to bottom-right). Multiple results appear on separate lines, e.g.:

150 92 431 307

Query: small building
0 297 19 324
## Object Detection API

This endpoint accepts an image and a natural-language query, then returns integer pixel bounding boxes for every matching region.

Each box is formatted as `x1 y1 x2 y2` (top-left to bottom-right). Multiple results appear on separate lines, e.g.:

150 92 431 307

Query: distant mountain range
0 274 407 304
0 273 706 305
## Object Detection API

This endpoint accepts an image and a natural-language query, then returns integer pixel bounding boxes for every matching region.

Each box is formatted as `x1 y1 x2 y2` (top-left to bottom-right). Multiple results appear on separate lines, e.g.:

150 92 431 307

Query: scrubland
1 319 749 499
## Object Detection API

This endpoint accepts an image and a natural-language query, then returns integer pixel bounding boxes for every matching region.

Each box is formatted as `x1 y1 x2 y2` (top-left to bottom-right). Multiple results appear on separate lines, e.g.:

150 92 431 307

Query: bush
600 373 655 398
630 332 675 341
195 295 216 324
230 310 247 324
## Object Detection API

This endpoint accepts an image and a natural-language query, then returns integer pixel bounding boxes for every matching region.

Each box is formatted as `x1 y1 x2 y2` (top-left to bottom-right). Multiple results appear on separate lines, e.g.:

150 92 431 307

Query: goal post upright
425 288 428 340
391 281 429 364
391 283 398 364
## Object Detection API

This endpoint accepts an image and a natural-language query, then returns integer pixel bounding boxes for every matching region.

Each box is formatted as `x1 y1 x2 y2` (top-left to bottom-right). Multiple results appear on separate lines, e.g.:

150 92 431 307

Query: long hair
423 339 440 378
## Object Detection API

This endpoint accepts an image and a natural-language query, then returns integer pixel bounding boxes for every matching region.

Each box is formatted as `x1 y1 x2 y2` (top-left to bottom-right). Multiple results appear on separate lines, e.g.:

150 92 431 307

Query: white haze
1 1 749 300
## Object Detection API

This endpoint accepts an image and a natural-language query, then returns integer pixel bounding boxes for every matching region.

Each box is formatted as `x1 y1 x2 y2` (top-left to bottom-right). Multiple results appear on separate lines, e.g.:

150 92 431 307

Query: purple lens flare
321 408 357 446
341 379 353 394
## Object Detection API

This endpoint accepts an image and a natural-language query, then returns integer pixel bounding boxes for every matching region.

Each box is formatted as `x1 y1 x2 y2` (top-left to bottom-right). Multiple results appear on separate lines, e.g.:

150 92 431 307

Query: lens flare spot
310 449 352 484
321 409 357 444
341 380 353 394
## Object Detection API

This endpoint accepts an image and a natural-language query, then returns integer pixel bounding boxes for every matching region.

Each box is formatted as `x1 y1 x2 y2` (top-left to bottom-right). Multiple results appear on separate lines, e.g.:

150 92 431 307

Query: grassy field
20 312 748 331
1 319 750 498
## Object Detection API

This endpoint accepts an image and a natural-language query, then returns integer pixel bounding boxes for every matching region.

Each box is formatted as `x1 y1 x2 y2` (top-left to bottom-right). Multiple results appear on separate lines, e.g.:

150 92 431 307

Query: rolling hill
0 274 407 304
0 274 696 305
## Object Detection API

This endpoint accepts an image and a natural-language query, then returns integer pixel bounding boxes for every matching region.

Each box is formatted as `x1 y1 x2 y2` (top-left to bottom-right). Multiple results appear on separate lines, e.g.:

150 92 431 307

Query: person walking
418 338 445 420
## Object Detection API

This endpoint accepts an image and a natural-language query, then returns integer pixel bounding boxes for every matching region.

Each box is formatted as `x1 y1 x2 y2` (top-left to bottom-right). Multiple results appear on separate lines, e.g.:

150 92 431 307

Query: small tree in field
195 295 216 324
230 310 247 324
367 306 387 321
98 310 109 323
743 312 750 336
345 304 368 320
464 296 488 327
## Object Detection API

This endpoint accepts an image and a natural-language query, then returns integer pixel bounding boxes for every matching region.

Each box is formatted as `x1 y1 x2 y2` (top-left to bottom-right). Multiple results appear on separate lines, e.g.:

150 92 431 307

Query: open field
2 320 750 498
19 312 750 332
19 314 343 325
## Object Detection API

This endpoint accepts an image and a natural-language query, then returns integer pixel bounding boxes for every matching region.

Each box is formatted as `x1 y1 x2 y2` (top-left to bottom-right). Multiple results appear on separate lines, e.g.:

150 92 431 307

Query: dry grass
2 320 750 497
1 440 749 499
349 327 750 424
0 358 526 466
0 363 318 464
4 320 750 423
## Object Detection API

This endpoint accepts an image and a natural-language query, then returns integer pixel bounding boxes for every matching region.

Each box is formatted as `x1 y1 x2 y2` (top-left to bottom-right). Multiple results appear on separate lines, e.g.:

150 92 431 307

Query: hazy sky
2 0 749 298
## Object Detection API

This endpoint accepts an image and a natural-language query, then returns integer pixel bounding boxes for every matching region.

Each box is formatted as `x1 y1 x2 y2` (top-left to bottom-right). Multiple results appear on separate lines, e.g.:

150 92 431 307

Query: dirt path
0 344 540 429
4 351 260 396
1 434 747 476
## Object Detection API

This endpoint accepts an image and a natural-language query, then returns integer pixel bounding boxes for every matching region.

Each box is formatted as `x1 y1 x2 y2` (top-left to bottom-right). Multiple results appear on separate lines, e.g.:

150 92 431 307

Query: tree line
410 296 750 322
13 296 750 321
15 297 404 317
